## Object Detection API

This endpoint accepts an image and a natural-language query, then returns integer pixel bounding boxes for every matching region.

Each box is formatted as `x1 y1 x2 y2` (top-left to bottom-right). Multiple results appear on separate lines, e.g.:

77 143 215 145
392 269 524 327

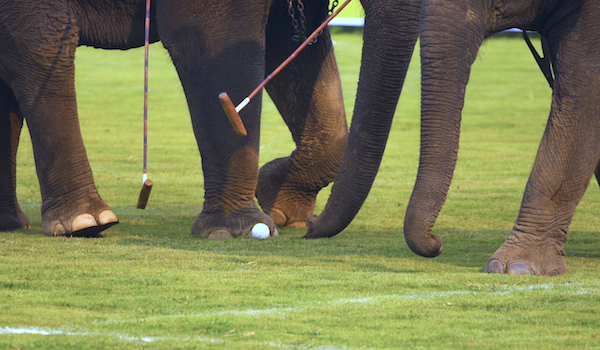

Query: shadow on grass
112 215 598 266
354 263 425 274
6 205 599 272
565 252 600 259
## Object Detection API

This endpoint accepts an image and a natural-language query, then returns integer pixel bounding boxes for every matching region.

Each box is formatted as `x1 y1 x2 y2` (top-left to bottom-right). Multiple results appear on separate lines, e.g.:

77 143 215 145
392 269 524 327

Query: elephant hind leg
0 79 29 231
258 0 348 227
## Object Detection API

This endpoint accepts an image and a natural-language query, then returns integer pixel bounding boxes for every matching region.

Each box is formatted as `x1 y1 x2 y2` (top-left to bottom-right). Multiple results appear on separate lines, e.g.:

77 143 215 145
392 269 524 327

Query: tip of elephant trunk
302 214 339 239
405 233 443 258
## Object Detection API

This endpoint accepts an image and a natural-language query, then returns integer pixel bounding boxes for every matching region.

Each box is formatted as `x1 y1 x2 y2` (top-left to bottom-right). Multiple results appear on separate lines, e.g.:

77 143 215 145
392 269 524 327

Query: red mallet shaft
137 0 153 209
219 0 354 135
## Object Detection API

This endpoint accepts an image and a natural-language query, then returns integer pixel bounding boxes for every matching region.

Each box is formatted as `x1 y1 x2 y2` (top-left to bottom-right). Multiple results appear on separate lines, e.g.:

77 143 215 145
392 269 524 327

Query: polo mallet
137 0 153 209
219 0 353 135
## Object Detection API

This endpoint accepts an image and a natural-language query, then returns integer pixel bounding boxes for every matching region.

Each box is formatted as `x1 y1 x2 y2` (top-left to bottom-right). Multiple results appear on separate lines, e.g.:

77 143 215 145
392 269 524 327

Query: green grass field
2 31 600 349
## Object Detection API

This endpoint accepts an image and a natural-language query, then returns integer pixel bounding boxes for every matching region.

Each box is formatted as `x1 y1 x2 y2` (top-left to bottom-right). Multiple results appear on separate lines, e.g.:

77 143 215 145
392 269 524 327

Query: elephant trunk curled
403 0 486 257
305 0 420 238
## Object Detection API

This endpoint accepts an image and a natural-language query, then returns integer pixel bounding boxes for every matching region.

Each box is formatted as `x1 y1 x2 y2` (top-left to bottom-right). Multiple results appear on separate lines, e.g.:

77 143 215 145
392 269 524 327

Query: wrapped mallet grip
219 93 247 136
136 179 153 209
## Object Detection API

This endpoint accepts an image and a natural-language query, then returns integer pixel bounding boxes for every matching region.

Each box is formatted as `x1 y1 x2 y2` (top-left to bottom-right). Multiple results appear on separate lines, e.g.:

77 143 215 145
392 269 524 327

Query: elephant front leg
485 21 600 276
188 109 278 238
24 93 119 236
193 143 279 239
21 83 119 237
485 34 600 275
188 86 277 238
484 142 590 275
0 81 29 231
1 3 119 236
484 115 597 275
158 0 278 239
257 1 348 227
8 36 118 236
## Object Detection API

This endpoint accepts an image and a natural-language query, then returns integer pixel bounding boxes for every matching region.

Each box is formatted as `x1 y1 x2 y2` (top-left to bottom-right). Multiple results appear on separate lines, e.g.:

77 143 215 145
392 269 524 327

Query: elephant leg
1 5 118 236
257 0 348 227
157 0 278 238
19 78 118 237
485 96 599 275
486 21 600 275
0 79 29 230
594 161 600 187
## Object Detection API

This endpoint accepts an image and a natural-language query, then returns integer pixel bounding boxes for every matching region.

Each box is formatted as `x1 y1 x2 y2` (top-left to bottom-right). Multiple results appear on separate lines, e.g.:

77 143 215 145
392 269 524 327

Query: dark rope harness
523 30 555 89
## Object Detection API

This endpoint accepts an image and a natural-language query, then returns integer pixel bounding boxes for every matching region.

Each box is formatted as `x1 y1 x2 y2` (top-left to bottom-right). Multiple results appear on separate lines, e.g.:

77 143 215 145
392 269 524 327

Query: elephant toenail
286 221 307 228
53 223 66 236
71 214 97 232
268 208 287 227
506 262 534 275
484 259 505 274
207 230 234 239
99 210 119 226
18 212 30 228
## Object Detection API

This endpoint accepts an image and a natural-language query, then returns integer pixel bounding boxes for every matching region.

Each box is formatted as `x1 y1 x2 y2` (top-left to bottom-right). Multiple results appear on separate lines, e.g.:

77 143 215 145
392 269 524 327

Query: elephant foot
42 196 118 237
0 204 30 231
256 157 318 227
192 205 279 239
268 208 311 228
0 212 24 231
484 231 567 276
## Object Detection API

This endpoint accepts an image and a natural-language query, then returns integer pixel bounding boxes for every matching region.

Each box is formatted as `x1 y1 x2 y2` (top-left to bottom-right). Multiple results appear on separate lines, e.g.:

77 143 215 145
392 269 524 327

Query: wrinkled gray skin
305 0 421 237
0 0 347 238
309 0 600 276
408 0 600 276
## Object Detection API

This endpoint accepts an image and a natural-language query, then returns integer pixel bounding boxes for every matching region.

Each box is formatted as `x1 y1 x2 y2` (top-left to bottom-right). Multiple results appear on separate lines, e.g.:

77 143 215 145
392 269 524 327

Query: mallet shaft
137 0 153 210
219 0 354 135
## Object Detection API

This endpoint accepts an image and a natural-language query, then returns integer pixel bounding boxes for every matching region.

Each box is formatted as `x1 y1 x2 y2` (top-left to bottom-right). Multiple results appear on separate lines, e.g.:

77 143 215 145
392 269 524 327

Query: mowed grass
2 31 600 349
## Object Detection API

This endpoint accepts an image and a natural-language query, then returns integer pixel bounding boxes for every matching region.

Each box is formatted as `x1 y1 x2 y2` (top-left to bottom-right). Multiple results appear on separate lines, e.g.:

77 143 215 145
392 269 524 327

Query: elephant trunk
305 0 420 238
403 0 485 256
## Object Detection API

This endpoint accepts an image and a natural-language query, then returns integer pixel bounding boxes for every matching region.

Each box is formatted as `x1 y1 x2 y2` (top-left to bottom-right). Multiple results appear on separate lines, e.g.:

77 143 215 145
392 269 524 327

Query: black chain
287 0 301 41
287 0 339 45
296 0 309 43
329 0 338 15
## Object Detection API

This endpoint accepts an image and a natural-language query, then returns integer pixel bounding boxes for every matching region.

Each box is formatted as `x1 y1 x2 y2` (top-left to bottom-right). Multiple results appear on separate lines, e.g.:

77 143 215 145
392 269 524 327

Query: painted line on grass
1 327 74 336
4 282 597 346
97 281 600 325
0 326 357 349
0 326 222 344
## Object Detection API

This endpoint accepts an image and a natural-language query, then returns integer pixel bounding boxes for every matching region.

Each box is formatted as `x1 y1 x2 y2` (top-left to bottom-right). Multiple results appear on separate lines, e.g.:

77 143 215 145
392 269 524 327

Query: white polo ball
251 223 270 240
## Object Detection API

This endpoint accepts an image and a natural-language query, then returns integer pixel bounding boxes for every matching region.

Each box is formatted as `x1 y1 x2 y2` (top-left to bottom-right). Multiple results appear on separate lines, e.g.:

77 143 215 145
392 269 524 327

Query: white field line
2 282 598 345
99 282 600 325
0 327 358 349
0 326 221 343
